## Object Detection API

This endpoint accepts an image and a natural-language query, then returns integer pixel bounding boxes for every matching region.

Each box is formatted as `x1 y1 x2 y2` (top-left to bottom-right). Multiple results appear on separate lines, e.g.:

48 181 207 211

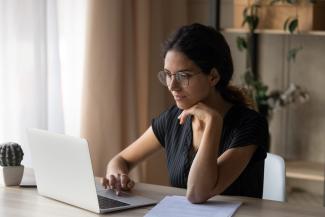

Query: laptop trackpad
97 189 156 207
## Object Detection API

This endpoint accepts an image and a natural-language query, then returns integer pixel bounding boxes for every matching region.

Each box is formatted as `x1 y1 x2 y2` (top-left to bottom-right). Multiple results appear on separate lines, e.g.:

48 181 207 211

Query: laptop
26 128 157 213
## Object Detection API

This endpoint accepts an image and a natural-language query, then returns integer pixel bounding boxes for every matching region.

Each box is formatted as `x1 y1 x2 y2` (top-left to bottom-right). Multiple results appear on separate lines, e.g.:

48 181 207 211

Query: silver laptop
26 128 156 213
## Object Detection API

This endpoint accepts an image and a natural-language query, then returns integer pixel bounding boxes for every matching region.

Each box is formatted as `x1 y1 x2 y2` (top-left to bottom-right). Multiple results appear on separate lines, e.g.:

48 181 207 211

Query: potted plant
236 0 310 119
0 142 24 186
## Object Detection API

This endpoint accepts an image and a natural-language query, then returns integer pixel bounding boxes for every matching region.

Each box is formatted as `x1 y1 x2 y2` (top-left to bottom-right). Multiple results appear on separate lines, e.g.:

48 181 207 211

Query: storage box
233 0 325 31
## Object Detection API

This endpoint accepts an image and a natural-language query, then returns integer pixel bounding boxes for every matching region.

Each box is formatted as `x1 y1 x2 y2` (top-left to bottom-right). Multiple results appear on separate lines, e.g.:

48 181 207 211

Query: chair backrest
263 153 286 202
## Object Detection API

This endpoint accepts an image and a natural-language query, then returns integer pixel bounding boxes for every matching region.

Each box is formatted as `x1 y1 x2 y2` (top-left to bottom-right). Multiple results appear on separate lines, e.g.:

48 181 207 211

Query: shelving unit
286 160 324 182
222 28 325 36
212 0 325 206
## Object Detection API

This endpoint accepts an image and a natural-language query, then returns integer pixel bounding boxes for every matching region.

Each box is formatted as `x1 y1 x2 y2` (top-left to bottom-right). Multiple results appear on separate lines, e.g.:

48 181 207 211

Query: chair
262 153 286 202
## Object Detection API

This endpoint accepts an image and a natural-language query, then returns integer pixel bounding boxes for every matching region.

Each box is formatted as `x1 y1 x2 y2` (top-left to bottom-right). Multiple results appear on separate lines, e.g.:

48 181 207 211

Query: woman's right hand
101 173 135 195
100 126 162 195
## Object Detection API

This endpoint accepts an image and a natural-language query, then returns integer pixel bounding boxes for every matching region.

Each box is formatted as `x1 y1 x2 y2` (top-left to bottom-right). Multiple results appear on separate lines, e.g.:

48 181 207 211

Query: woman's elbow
186 185 223 204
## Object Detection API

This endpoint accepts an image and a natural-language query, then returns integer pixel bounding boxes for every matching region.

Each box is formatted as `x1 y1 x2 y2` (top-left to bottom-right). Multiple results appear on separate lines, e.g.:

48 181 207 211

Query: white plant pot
0 165 24 186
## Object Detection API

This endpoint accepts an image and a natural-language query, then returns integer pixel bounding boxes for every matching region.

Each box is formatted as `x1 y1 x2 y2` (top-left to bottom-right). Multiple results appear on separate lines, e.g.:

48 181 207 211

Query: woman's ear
209 68 220 86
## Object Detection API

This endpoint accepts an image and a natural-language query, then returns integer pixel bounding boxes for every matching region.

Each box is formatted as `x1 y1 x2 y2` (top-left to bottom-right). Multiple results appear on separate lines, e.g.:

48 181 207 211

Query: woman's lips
174 95 186 101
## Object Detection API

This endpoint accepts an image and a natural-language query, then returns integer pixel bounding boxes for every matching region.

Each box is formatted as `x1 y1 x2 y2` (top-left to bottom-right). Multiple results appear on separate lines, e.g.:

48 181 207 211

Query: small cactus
0 142 24 166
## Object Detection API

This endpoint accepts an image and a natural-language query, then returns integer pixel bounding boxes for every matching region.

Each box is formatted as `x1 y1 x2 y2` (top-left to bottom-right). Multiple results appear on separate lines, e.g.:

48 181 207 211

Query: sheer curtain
0 0 86 166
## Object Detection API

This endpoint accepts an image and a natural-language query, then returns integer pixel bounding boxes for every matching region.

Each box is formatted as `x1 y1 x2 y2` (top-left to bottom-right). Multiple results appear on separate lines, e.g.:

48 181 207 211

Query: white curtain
0 0 87 166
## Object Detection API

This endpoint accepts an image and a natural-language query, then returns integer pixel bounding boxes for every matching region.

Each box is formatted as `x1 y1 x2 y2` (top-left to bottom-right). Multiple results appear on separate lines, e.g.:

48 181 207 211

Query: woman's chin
175 101 193 110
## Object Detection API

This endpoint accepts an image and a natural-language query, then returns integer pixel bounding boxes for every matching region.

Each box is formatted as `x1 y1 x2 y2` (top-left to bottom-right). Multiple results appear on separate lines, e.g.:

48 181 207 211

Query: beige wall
258 34 325 163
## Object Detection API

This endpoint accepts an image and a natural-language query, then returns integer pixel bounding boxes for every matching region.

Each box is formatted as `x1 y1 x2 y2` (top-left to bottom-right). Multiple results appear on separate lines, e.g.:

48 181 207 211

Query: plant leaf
287 46 303 62
246 15 259 31
242 16 248 27
288 18 298 33
236 37 248 51
243 7 248 19
241 6 250 27
283 17 291 31
253 16 259 30
245 16 253 29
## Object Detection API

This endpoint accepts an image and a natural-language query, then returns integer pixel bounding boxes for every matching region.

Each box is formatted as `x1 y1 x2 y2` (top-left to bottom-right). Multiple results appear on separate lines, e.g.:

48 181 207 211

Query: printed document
145 195 241 217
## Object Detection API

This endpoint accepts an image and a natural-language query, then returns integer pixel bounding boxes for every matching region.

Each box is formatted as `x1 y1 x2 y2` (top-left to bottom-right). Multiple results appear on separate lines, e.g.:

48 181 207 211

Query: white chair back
263 153 286 202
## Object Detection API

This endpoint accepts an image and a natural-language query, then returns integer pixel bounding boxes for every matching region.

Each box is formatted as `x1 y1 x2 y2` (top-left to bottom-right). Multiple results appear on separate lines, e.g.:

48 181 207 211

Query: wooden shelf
286 160 325 182
222 28 325 36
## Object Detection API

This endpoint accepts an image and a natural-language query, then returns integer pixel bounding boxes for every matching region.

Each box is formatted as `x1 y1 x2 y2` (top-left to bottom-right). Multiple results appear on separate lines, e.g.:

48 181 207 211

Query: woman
101 23 269 203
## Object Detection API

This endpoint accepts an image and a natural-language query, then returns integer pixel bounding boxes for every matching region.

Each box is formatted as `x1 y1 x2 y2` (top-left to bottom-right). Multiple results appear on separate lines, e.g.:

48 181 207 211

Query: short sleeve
151 106 179 148
228 113 269 161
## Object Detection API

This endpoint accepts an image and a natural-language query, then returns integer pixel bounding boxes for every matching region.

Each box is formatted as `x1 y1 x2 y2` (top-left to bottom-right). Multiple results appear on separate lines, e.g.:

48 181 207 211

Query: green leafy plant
0 142 24 166
237 0 311 118
271 0 317 61
242 2 260 32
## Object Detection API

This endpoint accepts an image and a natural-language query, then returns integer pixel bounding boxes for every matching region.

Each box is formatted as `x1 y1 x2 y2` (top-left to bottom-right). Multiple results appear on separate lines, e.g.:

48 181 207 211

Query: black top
151 104 269 198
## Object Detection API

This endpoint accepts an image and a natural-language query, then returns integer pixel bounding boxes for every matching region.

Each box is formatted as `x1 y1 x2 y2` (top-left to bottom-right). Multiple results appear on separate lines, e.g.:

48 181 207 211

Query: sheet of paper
145 196 241 217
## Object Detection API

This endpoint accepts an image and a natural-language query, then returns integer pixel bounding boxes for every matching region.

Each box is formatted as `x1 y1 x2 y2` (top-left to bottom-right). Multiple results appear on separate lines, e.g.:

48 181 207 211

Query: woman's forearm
186 118 222 203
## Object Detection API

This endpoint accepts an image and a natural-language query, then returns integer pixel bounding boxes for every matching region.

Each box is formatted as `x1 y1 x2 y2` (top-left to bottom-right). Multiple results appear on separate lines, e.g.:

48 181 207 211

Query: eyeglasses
157 70 201 88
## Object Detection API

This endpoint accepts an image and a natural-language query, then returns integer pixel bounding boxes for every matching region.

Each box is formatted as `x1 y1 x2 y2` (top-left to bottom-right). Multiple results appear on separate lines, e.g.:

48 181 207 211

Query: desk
1 183 325 217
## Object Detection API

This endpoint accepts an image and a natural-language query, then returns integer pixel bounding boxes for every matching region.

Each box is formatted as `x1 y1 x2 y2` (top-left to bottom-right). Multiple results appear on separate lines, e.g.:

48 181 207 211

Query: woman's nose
168 77 181 91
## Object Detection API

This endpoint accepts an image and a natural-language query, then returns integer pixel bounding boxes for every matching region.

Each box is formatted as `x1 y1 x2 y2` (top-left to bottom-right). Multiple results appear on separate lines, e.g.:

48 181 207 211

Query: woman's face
164 50 217 110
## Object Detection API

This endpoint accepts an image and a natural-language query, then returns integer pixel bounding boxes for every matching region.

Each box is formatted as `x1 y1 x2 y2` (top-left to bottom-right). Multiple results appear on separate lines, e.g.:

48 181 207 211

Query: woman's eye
179 73 190 79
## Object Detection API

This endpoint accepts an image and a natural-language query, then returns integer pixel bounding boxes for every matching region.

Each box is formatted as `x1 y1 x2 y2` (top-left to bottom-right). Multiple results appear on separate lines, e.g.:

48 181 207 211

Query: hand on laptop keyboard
101 173 135 196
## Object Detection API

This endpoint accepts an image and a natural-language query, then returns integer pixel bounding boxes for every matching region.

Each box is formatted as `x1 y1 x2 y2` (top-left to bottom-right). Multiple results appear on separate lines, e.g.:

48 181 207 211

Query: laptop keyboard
97 195 130 209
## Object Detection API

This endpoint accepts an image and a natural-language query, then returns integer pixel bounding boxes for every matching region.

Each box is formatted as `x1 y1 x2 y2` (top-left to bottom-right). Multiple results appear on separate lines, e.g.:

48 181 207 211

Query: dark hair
163 23 253 108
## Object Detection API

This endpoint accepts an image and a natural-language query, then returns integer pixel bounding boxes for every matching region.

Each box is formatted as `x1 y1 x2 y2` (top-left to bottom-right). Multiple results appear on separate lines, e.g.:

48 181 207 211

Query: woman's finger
120 174 130 190
115 174 122 195
101 177 109 189
178 107 195 124
108 174 116 190
178 111 187 125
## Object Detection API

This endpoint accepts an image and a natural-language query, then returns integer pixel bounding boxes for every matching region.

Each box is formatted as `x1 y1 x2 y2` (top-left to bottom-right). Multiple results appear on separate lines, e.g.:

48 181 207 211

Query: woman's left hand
178 102 222 126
